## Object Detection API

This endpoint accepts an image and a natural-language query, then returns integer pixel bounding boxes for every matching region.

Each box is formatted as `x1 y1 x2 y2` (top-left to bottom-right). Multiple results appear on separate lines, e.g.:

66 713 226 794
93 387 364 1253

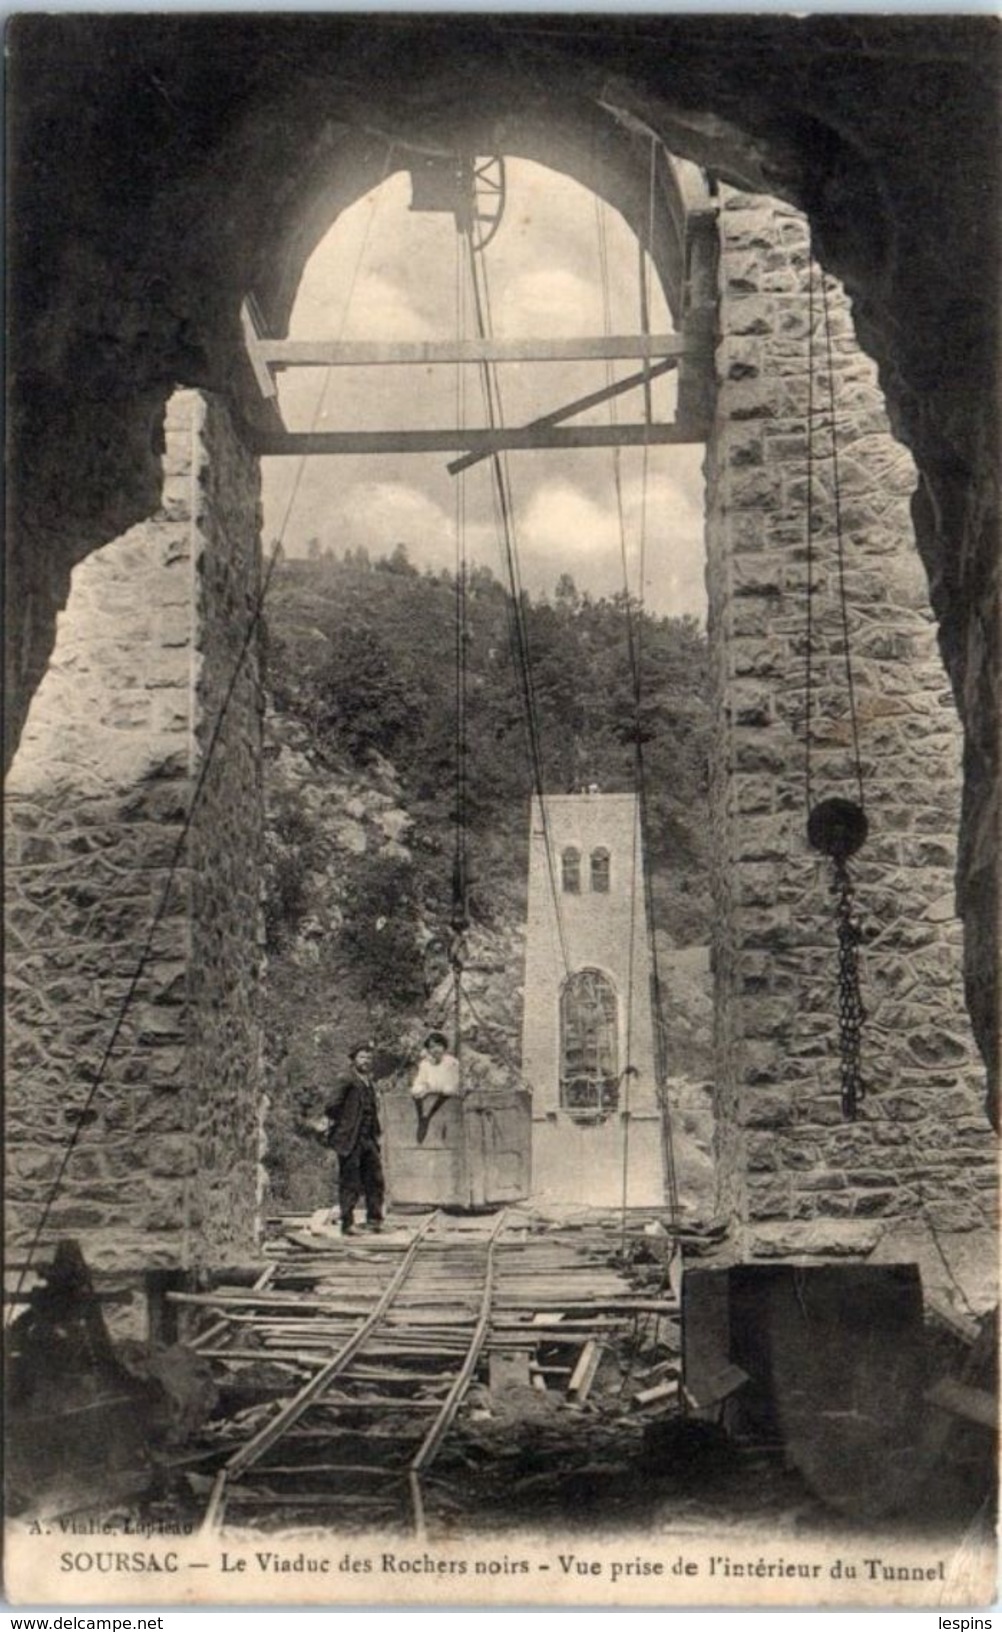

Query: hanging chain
832 854 865 1119
804 231 869 1123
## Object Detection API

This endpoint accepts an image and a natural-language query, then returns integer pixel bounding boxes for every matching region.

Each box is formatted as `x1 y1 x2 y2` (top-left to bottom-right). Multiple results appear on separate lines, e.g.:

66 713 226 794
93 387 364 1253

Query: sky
261 160 707 621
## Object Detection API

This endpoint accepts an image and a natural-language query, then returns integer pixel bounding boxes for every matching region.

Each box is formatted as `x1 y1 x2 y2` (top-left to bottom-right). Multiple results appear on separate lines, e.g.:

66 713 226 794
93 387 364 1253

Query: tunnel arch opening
4 26 997 1322
256 139 718 1218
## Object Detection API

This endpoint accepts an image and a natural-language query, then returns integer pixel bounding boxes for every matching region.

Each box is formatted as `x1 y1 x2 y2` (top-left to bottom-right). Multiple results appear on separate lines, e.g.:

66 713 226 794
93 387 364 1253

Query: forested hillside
266 546 711 938
260 547 713 1209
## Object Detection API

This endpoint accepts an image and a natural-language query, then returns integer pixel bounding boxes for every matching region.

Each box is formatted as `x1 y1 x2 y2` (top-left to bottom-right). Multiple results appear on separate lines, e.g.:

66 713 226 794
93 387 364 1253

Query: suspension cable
638 138 681 1232
803 237 865 814
452 221 470 1065
593 191 637 1078
596 189 641 1239
819 269 866 812
594 163 681 1240
459 982 535 1092
274 143 394 548
803 230 869 1122
463 225 572 979
804 248 818 816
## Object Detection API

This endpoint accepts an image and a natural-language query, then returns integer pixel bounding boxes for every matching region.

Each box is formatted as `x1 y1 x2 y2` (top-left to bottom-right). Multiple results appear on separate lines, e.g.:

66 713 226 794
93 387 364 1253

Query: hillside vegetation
261 547 713 1209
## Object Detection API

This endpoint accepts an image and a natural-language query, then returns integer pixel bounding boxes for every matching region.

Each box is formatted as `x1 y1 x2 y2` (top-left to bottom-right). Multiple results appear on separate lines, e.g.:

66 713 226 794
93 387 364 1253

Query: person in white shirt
411 1031 461 1141
411 1031 460 1098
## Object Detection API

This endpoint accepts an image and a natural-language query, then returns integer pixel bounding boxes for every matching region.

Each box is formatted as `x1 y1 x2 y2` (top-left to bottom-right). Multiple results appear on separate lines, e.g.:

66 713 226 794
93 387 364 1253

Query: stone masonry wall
5 390 263 1308
186 396 265 1261
704 191 997 1265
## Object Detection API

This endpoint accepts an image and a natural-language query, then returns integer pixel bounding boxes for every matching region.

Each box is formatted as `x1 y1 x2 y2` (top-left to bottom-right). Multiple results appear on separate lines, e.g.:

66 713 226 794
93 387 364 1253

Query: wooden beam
256 422 702 458
567 1338 605 1402
241 300 278 400
257 334 692 369
446 357 675 476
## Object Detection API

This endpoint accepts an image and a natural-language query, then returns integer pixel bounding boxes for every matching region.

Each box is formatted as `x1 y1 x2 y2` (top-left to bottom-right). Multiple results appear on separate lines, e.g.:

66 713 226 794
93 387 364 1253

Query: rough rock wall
4 391 263 1289
705 193 997 1257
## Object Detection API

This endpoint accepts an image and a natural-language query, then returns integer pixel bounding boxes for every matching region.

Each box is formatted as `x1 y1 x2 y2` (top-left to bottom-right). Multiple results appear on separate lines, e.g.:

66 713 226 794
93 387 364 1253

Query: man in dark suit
325 1042 385 1236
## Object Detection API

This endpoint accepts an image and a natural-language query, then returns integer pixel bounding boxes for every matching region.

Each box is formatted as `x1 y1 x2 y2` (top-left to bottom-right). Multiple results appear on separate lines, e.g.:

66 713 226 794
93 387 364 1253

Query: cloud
341 483 455 563
278 267 440 429
485 159 671 330
265 476 456 563
631 468 707 619
263 451 706 618
506 465 706 618
262 157 704 616
522 480 619 560
495 268 603 337
338 272 437 342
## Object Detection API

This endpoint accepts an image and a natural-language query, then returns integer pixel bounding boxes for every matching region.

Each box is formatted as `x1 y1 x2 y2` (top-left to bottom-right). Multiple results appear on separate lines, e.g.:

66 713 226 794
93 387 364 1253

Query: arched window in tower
560 969 619 1118
590 846 611 893
561 846 581 894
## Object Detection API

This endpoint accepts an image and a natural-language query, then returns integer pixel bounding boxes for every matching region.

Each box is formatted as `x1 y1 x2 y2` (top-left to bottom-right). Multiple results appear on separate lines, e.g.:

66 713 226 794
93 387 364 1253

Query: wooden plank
465 1099 488 1210
255 422 701 458
493 1318 632 1333
925 1377 996 1430
200 1471 228 1534
240 1464 408 1480
257 333 691 369
634 1379 682 1408
191 1263 275 1351
289 1399 445 1411
496 1298 679 1314
225 1487 402 1505
567 1339 604 1403
198 1347 320 1365
212 1343 469 1361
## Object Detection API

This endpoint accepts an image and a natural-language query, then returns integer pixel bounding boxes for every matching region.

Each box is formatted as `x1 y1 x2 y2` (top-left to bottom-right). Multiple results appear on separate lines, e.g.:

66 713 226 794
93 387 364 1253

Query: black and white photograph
4 10 999 1611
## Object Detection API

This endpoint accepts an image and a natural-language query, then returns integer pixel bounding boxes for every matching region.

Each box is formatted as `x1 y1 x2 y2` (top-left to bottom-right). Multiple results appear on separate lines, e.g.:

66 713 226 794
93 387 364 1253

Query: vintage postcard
4 9 999 1612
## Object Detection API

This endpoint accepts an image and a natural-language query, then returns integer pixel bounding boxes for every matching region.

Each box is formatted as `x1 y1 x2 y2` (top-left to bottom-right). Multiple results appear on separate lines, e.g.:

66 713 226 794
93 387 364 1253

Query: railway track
198 1211 510 1535
179 1206 685 1536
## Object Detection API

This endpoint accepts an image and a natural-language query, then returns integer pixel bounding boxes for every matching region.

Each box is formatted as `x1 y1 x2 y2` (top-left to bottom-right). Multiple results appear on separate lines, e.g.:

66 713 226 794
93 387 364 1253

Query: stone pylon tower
521 791 666 1205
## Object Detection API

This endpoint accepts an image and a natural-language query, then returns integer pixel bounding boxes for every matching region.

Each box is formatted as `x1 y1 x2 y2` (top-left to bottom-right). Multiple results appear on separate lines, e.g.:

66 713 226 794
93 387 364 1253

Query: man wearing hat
324 1042 385 1235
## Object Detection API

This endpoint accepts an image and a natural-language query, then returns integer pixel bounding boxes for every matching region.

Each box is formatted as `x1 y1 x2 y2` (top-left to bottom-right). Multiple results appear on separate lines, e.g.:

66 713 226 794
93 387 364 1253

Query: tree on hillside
312 626 423 759
378 542 420 577
265 550 712 943
554 572 581 614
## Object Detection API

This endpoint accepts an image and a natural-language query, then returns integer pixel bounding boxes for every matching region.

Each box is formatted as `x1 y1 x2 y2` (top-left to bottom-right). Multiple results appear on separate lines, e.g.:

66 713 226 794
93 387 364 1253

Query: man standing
325 1042 385 1236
